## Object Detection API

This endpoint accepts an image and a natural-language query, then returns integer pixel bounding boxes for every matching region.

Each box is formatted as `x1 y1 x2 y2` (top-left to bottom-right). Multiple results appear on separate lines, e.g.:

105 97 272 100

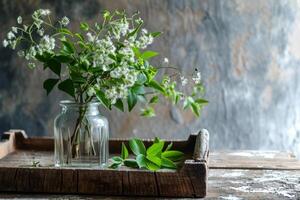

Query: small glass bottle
54 100 109 167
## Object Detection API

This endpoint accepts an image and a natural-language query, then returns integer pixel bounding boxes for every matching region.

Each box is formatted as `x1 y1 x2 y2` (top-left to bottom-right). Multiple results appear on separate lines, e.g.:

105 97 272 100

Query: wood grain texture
123 171 158 196
0 130 207 197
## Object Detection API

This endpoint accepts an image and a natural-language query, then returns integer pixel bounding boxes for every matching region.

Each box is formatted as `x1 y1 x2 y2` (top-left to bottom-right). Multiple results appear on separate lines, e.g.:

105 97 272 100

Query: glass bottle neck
60 100 101 116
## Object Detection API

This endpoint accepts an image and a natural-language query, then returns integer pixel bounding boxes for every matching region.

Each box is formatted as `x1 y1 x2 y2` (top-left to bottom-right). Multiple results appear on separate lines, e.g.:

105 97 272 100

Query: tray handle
193 129 209 162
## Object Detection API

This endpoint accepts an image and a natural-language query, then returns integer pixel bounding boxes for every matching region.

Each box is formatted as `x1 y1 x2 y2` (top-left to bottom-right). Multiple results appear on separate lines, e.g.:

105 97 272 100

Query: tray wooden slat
0 129 209 198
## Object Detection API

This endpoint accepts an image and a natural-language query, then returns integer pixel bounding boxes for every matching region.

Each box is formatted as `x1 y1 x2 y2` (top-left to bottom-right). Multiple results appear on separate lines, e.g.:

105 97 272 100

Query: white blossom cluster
192 72 201 84
2 9 71 69
135 29 153 49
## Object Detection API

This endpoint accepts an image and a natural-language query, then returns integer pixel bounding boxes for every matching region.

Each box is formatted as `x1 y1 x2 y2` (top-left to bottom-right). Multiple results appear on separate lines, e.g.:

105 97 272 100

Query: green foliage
4 9 208 119
140 51 158 60
58 79 75 97
43 78 59 95
109 137 185 171
80 22 89 31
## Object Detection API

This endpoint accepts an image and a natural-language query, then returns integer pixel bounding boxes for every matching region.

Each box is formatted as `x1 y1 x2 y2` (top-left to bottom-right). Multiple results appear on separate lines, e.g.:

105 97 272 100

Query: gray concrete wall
0 0 299 157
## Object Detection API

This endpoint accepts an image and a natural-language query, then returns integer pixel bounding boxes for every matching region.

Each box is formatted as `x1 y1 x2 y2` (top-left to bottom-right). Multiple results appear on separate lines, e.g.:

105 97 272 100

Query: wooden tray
0 129 209 198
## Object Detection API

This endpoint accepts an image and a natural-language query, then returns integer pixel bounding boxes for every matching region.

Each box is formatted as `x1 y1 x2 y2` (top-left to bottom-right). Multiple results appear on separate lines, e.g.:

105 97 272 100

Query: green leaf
124 159 139 168
59 28 73 36
54 55 73 63
149 96 159 104
140 107 156 117
195 98 209 105
112 156 123 163
165 142 173 151
103 10 110 19
35 52 52 62
129 138 146 156
161 157 177 169
136 154 147 168
109 162 122 169
77 41 86 49
191 102 200 117
146 159 160 171
154 137 160 143
132 47 141 58
127 89 137 112
128 22 143 38
150 32 162 38
146 140 164 156
140 51 158 60
145 67 157 82
95 89 111 109
43 78 59 95
132 84 145 95
61 40 75 54
121 142 129 160
75 33 84 41
114 99 124 112
44 59 61 76
146 155 161 167
148 80 165 93
57 79 75 97
80 22 89 31
136 73 147 84
162 150 185 162
183 96 194 109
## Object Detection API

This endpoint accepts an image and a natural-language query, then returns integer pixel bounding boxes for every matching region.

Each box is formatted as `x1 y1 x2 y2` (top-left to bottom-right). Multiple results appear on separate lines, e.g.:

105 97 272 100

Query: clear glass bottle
54 100 109 167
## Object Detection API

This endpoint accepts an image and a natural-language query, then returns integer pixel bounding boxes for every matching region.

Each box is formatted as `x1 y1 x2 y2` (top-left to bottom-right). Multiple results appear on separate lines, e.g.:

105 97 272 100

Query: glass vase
54 100 109 167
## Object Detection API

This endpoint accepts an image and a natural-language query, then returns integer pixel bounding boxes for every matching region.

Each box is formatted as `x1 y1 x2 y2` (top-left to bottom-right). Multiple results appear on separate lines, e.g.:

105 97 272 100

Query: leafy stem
109 137 185 171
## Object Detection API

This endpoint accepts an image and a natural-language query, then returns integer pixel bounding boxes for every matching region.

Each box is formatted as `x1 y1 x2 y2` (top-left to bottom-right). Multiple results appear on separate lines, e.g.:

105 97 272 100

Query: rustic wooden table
0 150 299 199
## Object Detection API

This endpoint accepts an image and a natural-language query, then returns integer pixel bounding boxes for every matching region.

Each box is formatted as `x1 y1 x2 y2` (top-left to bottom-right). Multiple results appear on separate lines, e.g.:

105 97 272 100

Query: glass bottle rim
59 100 101 108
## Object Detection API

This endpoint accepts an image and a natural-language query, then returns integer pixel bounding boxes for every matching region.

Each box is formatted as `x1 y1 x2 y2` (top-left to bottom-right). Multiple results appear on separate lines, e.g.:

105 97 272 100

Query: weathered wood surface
0 169 298 199
0 129 209 198
209 151 300 170
1 130 299 199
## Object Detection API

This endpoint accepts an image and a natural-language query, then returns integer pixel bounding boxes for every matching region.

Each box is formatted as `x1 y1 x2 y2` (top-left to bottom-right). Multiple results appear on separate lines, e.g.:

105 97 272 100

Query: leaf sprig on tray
109 137 185 171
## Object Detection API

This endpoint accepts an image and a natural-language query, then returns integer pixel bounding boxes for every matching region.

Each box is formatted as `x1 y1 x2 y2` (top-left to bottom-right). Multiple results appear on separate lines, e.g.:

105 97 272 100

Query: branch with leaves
3 9 208 117
110 137 185 171
3 9 208 161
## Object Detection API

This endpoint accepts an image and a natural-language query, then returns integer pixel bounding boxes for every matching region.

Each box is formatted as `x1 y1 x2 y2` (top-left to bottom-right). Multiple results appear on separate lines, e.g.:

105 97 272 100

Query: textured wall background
0 0 300 157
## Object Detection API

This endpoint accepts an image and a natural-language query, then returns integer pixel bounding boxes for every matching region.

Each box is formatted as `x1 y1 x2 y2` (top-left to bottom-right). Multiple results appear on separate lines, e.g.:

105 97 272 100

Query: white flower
28 46 37 58
105 87 118 104
17 16 22 24
17 50 25 57
124 72 138 86
110 67 123 78
41 9 51 16
61 16 70 26
12 27 18 33
118 84 128 99
34 19 43 29
38 35 55 52
7 31 15 40
10 40 17 50
136 32 153 49
135 18 143 24
141 28 148 34
180 76 188 86
28 62 36 69
87 87 95 97
163 57 169 64
86 32 95 42
192 72 201 84
2 39 9 47
119 21 129 36
37 28 44 36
